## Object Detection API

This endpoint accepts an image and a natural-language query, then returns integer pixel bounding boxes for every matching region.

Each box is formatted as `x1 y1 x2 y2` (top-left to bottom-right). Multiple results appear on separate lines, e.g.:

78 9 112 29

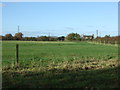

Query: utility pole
18 25 19 33
96 30 98 37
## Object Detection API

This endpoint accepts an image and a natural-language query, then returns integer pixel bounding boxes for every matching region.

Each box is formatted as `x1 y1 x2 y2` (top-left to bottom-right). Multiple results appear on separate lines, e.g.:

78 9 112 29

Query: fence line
87 41 119 47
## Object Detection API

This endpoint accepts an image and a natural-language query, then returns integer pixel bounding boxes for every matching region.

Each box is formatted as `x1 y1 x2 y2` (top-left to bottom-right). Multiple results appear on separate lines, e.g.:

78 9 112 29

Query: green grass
2 41 119 88
2 41 118 66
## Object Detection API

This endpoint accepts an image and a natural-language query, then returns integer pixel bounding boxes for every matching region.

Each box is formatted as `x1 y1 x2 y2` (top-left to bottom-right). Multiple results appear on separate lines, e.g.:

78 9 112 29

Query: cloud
65 27 74 30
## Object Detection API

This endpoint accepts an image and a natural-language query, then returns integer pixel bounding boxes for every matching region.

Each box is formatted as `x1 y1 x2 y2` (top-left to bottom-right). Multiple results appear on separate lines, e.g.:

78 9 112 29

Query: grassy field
2 41 119 88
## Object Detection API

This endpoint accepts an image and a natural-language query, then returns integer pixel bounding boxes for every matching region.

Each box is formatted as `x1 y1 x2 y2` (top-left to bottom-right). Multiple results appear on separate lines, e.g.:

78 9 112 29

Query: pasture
2 41 119 88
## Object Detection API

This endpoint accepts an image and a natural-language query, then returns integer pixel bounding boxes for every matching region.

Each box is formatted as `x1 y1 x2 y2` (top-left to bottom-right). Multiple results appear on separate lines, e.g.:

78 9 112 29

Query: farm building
82 34 94 40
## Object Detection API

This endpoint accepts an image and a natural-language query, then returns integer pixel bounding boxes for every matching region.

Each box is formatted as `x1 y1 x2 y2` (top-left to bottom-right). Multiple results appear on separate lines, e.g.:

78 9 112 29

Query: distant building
82 34 94 40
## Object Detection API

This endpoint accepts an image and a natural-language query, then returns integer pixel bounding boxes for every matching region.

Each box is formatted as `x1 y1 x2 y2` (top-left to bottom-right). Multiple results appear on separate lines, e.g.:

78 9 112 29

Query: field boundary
87 41 119 47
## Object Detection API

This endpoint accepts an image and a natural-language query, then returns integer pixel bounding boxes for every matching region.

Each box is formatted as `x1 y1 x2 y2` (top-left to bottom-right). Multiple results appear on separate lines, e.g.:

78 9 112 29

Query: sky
1 2 118 37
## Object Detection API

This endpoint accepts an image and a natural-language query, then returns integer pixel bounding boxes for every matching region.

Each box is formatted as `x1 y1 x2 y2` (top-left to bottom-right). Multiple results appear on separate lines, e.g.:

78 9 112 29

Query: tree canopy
4 34 13 40
65 33 81 41
14 32 23 40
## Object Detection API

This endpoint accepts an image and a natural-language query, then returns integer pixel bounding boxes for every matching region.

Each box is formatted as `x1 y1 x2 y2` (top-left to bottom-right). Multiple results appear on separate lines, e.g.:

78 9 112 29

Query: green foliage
23 37 37 41
4 34 13 40
65 33 81 41
105 35 110 38
14 32 23 40
37 36 49 41
58 36 65 41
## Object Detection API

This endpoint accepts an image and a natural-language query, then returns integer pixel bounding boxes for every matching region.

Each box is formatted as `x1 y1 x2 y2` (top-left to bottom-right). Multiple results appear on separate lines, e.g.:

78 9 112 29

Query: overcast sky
2 2 118 37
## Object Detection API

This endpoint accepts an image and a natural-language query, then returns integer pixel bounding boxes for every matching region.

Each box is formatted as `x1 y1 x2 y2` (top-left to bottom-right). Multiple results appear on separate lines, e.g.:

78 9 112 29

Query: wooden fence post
16 44 19 65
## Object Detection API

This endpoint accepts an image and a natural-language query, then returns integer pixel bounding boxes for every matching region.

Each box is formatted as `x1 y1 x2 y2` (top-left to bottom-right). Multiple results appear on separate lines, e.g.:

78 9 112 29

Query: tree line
0 32 83 41
93 35 120 44
0 32 65 41
0 32 119 43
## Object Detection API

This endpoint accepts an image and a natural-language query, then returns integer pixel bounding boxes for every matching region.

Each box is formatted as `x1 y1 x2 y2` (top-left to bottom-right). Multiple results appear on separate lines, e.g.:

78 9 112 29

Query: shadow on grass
2 65 120 88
